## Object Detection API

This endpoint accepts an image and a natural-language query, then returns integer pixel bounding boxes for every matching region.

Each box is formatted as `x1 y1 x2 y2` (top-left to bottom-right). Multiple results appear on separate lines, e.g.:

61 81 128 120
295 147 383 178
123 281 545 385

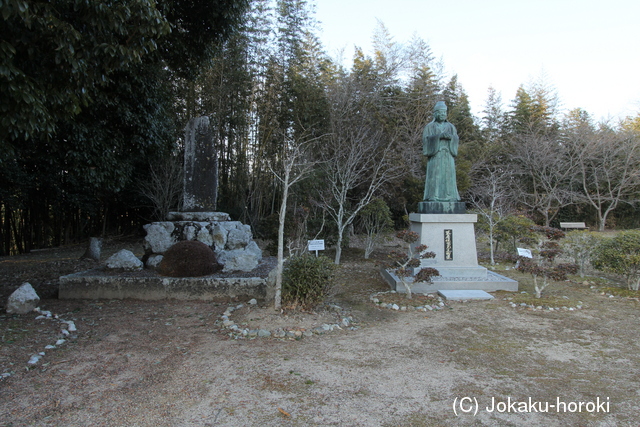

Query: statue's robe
422 120 460 202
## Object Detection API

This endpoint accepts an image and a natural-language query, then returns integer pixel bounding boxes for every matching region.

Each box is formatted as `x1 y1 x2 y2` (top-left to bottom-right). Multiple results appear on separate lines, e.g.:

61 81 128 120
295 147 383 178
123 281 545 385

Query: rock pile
143 215 262 273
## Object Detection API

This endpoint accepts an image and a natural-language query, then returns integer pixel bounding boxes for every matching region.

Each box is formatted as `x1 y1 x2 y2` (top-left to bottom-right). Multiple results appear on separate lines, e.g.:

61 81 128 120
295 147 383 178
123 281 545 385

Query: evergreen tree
481 86 507 145
442 75 482 196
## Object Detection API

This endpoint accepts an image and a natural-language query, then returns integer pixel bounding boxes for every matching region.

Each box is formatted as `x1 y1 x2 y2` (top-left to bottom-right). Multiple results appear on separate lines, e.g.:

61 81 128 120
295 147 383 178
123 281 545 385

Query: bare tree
138 153 184 221
314 68 406 264
270 135 320 310
357 198 393 259
567 125 640 231
318 128 401 264
469 165 514 265
509 133 577 226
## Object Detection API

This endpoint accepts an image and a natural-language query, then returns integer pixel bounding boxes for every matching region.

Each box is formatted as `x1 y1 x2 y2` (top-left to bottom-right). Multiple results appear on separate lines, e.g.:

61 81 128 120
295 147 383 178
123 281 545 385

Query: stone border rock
502 292 584 312
216 300 359 340
369 290 450 312
1 308 78 381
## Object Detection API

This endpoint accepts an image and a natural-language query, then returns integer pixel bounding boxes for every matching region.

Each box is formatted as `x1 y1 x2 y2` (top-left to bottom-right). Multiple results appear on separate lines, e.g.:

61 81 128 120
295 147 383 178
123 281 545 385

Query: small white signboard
517 248 533 258
308 240 325 256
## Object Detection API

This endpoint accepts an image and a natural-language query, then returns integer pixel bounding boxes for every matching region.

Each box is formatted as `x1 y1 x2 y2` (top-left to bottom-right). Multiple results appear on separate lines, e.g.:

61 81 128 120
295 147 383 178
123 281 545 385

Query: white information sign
308 239 325 251
517 248 533 258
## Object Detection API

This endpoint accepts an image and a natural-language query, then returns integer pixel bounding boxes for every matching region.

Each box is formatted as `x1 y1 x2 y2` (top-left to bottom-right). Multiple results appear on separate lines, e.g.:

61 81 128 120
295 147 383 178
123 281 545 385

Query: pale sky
314 0 640 123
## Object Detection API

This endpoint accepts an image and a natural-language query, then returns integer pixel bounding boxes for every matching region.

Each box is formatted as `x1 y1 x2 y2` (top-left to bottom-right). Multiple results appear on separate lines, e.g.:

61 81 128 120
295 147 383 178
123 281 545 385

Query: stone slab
409 213 477 223
167 212 231 221
437 290 494 301
59 264 276 303
381 268 518 293
416 264 488 278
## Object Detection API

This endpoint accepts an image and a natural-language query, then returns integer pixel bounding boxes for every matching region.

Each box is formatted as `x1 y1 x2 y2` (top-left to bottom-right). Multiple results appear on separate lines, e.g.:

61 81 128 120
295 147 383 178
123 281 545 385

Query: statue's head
433 101 447 121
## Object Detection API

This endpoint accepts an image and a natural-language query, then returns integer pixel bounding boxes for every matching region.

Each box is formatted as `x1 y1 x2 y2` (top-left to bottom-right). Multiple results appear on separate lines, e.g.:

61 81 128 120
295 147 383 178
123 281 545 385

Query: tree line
1 0 639 258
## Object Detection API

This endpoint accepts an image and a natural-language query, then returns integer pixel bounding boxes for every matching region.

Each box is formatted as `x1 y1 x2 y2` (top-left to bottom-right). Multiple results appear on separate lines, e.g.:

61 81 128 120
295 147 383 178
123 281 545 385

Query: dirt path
1 243 639 426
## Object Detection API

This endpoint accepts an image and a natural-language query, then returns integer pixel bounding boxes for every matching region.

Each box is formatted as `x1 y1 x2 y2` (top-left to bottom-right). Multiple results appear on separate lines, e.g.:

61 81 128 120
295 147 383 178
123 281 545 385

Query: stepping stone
438 290 494 301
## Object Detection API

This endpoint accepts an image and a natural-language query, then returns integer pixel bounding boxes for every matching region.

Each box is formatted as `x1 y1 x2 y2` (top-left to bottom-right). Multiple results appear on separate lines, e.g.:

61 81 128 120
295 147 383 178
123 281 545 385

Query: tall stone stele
176 116 219 219
384 101 518 293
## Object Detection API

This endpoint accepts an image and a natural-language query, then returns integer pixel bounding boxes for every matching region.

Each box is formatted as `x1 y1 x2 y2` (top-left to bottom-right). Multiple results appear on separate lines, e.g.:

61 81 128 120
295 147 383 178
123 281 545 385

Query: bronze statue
422 101 460 202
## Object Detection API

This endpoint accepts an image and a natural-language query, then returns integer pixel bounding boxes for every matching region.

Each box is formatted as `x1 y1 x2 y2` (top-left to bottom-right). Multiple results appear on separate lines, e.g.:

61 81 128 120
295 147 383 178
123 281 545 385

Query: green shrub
282 255 335 309
592 230 640 290
561 231 603 277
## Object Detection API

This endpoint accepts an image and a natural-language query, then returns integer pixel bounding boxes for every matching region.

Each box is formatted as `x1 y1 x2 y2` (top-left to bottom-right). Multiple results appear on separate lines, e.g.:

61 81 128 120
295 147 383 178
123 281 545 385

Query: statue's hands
440 131 452 140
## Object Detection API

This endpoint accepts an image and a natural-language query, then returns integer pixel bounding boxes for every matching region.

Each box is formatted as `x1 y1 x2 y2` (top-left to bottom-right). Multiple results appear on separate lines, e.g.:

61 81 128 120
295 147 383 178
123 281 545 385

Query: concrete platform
437 290 494 301
59 259 276 303
380 268 518 293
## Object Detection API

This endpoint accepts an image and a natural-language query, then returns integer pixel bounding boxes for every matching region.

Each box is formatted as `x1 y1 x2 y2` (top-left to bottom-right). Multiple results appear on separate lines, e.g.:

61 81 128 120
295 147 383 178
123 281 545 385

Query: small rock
391 304 400 310
28 355 42 365
329 304 342 312
105 249 143 271
6 283 40 315
223 320 235 327
248 299 258 305
257 329 271 338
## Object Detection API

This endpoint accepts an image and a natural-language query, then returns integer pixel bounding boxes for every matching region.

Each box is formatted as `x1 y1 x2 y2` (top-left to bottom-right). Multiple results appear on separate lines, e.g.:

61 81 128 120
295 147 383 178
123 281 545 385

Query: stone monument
183 116 218 213
383 102 517 293
143 116 262 272
59 116 273 303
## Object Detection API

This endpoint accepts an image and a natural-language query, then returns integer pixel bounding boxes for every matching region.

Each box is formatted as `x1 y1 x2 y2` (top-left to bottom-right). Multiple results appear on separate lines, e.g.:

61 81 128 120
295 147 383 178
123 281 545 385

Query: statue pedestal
381 213 518 293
